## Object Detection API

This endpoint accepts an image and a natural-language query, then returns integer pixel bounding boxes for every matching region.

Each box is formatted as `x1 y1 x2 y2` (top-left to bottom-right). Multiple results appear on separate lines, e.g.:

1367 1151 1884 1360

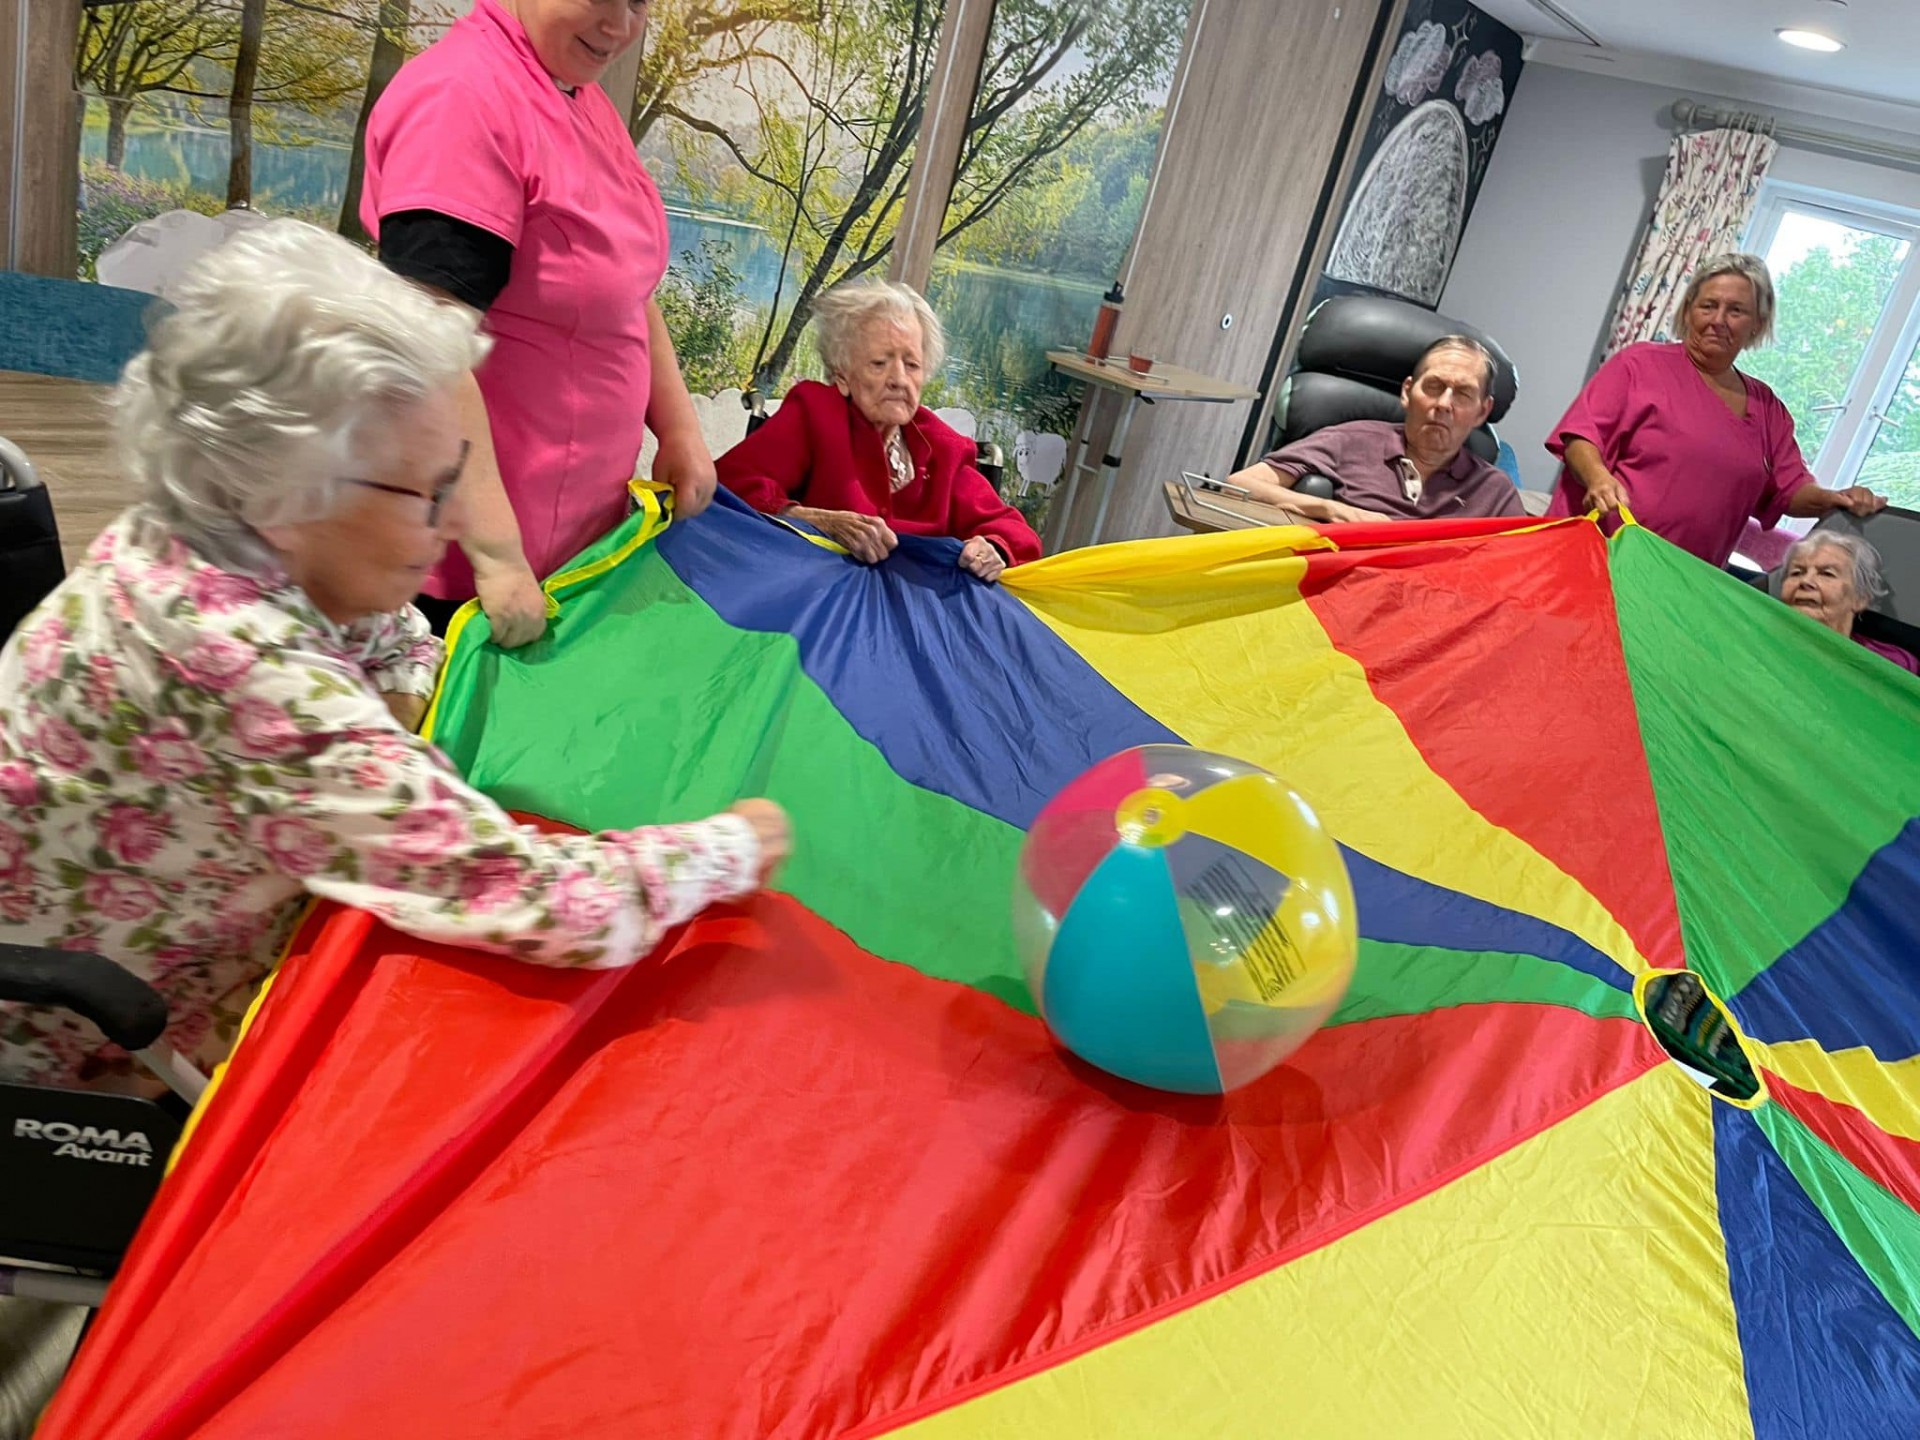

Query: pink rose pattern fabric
0 508 760 1089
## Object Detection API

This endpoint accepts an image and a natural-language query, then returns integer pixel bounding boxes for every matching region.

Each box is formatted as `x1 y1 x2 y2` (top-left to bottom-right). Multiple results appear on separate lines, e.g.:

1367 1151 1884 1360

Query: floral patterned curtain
1605 126 1778 358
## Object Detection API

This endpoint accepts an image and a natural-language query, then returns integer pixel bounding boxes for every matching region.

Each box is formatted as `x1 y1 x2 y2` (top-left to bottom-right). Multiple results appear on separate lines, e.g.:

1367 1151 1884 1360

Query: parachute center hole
1637 970 1764 1106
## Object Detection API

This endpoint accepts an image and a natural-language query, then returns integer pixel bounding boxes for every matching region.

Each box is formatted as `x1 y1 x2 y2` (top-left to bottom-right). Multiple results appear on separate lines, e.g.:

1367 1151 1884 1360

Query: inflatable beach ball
1013 745 1357 1094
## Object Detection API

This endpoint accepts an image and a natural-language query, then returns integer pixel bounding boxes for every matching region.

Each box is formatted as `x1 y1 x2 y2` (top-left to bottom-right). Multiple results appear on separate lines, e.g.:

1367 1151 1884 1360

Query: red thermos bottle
1086 282 1124 361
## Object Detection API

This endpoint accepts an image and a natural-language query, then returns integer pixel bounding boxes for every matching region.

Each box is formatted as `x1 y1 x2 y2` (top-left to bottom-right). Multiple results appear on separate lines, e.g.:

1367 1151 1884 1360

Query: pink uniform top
1858 634 1920 675
1545 342 1813 567
361 0 669 597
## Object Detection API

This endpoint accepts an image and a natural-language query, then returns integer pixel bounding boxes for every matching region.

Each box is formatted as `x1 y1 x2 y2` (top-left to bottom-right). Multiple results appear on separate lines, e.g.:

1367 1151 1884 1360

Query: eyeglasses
345 440 470 527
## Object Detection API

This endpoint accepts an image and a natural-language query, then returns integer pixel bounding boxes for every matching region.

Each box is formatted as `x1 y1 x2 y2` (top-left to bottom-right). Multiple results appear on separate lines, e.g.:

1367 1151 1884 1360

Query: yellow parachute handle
1586 503 1640 529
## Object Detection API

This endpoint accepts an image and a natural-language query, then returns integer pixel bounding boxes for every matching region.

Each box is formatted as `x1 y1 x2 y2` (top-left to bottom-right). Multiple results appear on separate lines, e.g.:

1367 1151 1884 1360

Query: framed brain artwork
1318 0 1527 310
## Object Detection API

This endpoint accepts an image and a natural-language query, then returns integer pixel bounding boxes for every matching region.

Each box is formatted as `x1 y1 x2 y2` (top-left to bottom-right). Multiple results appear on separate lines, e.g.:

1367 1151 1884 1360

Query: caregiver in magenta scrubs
361 0 713 644
1546 251 1885 568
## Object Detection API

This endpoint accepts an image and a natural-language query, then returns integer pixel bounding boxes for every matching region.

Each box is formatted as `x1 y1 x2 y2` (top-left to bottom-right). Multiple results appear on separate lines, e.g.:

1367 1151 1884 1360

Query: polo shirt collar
471 0 573 94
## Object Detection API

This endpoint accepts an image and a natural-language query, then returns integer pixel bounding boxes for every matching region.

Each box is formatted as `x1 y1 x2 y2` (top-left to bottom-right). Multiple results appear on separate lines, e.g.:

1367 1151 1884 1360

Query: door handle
1808 401 1848 414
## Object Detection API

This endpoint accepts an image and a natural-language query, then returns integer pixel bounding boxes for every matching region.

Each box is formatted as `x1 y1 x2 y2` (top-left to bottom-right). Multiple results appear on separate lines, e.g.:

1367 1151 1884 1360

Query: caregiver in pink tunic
361 0 714 644
1546 252 1883 568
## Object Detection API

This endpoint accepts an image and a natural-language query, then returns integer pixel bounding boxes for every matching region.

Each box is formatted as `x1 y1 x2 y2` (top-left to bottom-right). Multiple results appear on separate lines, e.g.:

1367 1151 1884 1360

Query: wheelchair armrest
0 944 170 1052
1293 473 1337 501
742 388 770 436
976 440 1006 496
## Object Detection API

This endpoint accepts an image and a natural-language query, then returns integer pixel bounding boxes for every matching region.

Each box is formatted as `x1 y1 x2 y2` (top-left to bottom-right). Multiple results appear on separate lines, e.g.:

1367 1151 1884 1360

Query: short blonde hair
117 218 489 555
1677 252 1776 347
811 279 945 379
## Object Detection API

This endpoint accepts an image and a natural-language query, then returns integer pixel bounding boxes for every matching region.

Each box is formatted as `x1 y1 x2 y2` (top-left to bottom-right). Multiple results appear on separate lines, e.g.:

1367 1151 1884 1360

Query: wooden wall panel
0 0 14 270
1 0 83 276
888 0 995 290
1237 0 1411 474
1047 0 1401 548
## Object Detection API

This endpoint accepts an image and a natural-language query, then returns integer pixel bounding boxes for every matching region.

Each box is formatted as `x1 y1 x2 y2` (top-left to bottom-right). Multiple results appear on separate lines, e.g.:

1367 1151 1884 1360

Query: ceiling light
1777 28 1845 52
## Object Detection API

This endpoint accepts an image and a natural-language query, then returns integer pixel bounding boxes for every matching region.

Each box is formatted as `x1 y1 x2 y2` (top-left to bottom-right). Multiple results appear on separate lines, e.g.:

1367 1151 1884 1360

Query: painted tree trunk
339 0 412 244
104 97 134 169
226 0 267 207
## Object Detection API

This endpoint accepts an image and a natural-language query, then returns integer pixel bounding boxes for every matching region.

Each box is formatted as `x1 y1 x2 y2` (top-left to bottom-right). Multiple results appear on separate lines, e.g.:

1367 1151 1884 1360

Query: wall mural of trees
927 0 1187 485
74 0 453 276
71 0 1191 479
77 0 366 184
653 0 955 390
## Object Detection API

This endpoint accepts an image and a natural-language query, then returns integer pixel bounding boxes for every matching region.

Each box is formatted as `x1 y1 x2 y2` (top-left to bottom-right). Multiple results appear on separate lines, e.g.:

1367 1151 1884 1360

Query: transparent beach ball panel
1013 745 1358 1094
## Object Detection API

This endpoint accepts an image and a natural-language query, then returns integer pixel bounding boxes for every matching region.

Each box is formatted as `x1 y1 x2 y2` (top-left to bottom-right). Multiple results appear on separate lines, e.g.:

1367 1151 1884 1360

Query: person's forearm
645 299 701 446
399 279 529 578
1279 491 1345 522
452 368 530 576
1562 437 1613 495
1786 482 1837 518
1225 461 1299 508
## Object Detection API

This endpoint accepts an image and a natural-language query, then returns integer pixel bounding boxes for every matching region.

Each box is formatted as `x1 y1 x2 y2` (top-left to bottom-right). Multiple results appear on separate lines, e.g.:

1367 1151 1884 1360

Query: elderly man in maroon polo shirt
1224 336 1525 524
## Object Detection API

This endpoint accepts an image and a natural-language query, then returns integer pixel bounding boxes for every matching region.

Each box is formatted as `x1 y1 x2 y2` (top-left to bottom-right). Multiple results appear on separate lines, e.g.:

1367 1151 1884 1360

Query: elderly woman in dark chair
716 279 1041 582
0 220 789 1093
1778 530 1917 674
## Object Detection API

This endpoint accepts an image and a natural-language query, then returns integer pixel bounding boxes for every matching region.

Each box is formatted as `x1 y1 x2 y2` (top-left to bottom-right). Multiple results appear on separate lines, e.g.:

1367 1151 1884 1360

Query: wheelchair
0 945 207 1308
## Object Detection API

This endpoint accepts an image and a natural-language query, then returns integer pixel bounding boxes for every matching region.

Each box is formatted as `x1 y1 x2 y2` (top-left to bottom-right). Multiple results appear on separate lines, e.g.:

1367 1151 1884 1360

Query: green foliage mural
655 240 759 398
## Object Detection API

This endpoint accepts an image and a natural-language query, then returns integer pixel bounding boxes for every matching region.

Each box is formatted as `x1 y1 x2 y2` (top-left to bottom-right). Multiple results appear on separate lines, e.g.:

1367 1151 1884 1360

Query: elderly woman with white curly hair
1777 530 1919 674
0 219 789 1092
716 279 1041 582
1547 252 1886 567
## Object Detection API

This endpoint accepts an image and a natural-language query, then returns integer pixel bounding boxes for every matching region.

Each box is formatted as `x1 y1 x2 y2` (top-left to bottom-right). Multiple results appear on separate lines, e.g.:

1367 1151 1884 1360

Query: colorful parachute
39 492 1920 1438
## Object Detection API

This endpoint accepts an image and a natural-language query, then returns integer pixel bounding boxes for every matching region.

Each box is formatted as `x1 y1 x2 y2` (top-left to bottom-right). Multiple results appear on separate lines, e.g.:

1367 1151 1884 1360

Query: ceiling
1469 0 1920 111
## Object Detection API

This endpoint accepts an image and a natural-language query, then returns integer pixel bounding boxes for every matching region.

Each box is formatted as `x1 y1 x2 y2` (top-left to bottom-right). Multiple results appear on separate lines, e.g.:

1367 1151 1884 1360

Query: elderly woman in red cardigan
716 280 1041 582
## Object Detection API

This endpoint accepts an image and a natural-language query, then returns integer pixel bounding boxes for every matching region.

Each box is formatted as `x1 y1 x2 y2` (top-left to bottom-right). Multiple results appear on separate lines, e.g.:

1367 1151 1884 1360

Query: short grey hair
116 218 489 556
1787 530 1888 605
1678 252 1776 347
811 279 945 380
1411 334 1498 398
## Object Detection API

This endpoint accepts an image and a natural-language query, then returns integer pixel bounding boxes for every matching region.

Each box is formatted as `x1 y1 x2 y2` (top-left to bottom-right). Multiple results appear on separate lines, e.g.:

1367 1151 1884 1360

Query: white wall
1439 61 1920 491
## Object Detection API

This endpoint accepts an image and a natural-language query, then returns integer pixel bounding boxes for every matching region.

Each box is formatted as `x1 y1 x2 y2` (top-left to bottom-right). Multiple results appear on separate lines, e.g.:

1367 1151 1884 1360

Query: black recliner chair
1267 295 1520 500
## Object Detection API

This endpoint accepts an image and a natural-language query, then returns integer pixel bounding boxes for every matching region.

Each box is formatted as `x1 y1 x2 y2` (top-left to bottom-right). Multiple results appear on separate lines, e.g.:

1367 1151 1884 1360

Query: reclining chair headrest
1275 373 1501 466
1273 370 1502 458
1272 295 1519 465
1295 295 1518 421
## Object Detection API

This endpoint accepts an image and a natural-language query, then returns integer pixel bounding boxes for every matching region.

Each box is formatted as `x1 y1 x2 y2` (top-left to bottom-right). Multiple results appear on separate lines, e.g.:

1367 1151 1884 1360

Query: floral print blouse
0 508 759 1089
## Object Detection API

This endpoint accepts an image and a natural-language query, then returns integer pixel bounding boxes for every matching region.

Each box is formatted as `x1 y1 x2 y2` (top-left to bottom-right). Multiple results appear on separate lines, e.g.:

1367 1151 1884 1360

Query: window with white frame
1740 182 1920 511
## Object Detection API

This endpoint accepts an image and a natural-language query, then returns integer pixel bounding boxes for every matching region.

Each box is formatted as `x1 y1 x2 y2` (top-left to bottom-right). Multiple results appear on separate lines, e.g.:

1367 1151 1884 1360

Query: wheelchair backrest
0 1083 181 1272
